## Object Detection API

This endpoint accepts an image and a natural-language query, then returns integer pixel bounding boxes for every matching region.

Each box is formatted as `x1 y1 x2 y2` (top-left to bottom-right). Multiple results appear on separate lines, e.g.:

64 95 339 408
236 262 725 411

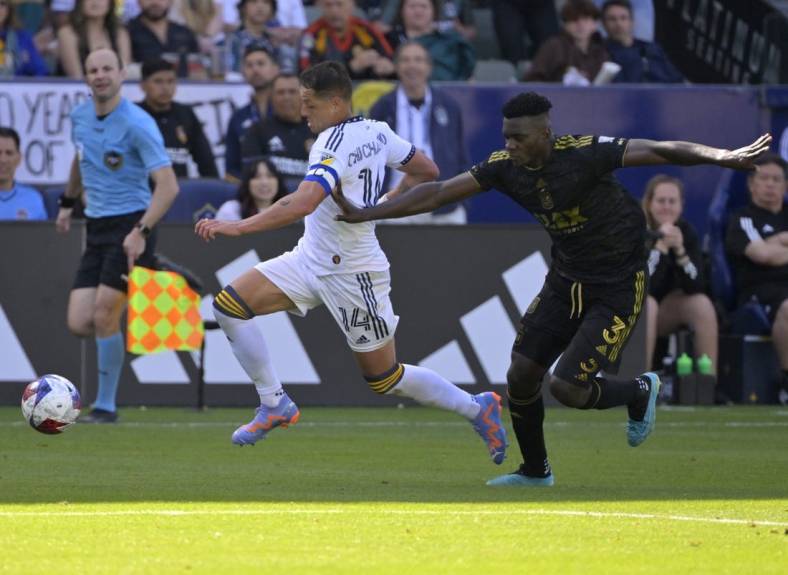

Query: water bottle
676 352 693 376
697 354 713 375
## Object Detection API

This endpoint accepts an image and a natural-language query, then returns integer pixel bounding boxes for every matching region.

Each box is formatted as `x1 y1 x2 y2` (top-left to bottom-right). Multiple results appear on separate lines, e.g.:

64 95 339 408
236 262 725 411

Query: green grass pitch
1 405 786 574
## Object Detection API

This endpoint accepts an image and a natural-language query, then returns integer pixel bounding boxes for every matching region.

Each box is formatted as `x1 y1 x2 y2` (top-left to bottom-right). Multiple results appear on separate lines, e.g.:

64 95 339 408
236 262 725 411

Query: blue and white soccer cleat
471 392 508 465
486 467 555 487
231 393 301 446
627 372 661 447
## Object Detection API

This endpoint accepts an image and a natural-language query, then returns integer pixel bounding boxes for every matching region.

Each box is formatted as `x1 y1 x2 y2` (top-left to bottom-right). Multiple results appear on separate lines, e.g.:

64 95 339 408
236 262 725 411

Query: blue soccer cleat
486 466 555 487
627 372 661 447
471 392 508 465
231 393 301 446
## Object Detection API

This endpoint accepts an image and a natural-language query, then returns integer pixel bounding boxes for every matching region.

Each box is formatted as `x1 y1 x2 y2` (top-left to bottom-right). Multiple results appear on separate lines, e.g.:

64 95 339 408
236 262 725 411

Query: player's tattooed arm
623 134 772 170
336 172 482 223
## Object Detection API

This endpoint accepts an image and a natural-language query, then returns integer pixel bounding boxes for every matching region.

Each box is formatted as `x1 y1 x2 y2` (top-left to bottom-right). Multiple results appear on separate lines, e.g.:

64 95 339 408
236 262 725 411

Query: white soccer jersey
298 116 416 276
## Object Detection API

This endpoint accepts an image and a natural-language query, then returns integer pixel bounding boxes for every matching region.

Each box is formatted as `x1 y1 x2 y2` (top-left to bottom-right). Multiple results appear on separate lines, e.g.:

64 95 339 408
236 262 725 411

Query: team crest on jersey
104 150 123 171
176 126 188 144
536 178 553 209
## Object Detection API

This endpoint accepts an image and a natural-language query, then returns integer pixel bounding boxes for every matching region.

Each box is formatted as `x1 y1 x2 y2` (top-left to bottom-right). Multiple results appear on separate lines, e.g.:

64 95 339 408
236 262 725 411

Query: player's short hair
750 152 787 179
601 0 633 17
237 0 278 21
141 58 176 80
299 61 352 101
0 127 20 151
561 0 600 22
641 174 684 230
272 72 299 87
502 92 553 119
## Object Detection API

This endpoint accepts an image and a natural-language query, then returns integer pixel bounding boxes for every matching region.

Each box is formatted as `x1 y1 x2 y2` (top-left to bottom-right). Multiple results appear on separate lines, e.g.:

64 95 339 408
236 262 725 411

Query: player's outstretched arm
623 133 772 169
385 150 439 201
335 171 482 223
195 180 325 241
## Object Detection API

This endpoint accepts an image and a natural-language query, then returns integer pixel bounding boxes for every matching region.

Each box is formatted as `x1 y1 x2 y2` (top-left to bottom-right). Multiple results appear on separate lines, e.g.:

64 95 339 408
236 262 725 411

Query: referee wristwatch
134 222 152 238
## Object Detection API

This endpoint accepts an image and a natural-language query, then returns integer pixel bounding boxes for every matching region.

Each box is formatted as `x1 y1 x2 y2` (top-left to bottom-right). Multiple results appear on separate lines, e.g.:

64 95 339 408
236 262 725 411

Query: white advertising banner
0 80 252 184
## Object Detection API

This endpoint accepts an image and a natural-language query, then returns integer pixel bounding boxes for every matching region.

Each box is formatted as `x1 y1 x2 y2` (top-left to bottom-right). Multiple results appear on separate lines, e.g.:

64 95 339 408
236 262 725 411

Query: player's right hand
332 190 368 224
55 208 72 233
194 218 241 241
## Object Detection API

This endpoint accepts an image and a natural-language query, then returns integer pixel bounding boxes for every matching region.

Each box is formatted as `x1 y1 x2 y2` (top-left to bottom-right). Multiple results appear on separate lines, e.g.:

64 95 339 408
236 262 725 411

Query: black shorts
513 266 648 387
72 211 157 292
748 285 788 323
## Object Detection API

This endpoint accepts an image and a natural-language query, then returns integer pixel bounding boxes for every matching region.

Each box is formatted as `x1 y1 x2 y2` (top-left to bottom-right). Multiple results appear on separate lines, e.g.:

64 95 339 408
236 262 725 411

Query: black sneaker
80 408 118 424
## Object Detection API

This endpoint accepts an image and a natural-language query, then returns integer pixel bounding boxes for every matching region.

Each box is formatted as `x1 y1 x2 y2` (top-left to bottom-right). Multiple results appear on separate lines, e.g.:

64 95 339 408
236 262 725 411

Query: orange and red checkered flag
127 266 204 354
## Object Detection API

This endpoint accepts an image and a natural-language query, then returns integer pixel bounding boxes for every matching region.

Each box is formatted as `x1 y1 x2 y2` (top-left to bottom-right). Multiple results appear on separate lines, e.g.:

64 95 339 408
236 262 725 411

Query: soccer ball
21 374 81 434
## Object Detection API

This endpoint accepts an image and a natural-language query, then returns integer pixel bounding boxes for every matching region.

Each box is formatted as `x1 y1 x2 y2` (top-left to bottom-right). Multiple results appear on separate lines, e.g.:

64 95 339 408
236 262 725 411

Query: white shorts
255 249 399 352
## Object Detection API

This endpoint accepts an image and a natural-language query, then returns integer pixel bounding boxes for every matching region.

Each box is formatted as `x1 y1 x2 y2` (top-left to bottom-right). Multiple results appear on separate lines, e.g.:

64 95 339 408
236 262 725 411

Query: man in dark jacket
369 41 469 223
138 59 218 178
601 0 683 83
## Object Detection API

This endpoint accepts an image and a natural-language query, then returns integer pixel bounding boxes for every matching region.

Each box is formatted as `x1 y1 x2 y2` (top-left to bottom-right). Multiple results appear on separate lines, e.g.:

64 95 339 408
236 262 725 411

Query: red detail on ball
35 419 66 435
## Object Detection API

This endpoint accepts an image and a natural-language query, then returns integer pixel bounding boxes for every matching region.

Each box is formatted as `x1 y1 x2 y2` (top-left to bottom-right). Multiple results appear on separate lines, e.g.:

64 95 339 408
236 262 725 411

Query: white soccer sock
387 364 480 419
214 309 283 407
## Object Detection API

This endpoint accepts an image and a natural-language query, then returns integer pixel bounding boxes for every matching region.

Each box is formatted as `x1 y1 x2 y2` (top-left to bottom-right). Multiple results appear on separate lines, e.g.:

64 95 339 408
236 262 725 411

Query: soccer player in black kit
336 92 772 486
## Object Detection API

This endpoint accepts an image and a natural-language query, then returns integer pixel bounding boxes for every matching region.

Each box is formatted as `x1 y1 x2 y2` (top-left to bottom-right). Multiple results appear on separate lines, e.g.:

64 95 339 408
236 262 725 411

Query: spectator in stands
217 0 282 74
0 0 48 76
491 0 559 66
241 73 312 193
601 0 682 83
127 0 199 77
726 153 788 403
0 127 46 220
170 0 222 55
222 0 307 42
380 0 476 41
138 58 218 178
215 157 287 220
385 0 474 81
642 174 717 373
369 41 468 223
57 0 131 78
225 43 279 182
298 0 395 80
525 0 608 84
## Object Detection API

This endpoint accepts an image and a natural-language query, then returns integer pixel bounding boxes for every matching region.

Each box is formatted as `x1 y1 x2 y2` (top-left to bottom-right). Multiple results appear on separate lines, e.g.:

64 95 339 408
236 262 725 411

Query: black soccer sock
507 392 551 478
581 376 649 414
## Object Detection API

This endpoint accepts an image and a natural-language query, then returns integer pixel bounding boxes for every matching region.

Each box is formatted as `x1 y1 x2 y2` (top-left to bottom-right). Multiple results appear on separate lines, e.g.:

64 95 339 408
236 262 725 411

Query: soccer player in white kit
195 61 507 465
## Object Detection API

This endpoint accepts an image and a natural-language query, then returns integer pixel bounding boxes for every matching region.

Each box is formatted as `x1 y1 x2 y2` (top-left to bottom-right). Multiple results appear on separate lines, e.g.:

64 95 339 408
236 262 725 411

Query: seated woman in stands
57 0 131 78
642 174 719 374
216 158 287 220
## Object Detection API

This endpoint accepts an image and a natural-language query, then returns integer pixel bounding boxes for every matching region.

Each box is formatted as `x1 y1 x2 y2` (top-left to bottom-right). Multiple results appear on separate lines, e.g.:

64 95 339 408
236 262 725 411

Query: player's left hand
194 218 241 241
123 230 146 273
721 133 772 169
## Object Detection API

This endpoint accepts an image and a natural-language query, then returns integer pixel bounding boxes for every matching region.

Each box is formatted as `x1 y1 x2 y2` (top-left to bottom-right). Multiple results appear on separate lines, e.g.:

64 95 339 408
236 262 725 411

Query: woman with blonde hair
642 174 718 374
57 0 131 78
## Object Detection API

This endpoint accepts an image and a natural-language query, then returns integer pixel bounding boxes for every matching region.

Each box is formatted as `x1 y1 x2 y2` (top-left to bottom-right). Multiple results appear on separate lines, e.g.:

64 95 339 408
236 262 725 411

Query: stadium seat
473 59 518 82
470 9 501 60
162 179 237 223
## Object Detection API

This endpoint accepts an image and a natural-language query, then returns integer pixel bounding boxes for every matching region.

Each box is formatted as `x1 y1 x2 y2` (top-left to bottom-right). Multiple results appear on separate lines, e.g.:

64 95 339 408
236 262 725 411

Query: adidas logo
355 335 369 344
269 136 285 152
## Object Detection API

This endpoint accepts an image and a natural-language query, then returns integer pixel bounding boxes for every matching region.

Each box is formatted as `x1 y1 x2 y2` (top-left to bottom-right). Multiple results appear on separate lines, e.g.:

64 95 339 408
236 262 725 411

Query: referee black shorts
72 210 157 293
513 266 648 387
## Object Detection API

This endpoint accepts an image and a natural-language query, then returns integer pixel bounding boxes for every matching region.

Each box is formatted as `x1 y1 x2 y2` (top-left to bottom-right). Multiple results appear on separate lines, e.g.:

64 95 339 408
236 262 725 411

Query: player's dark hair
0 127 20 151
272 72 299 87
394 41 432 66
561 0 600 22
243 41 276 62
237 158 288 219
502 92 553 119
299 61 353 101
750 152 787 178
601 0 633 17
142 58 176 80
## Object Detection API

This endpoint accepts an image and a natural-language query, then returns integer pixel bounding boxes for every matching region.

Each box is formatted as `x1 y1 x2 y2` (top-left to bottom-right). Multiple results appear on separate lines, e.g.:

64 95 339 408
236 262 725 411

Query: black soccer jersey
470 135 647 283
725 202 788 297
240 116 313 193
137 101 218 179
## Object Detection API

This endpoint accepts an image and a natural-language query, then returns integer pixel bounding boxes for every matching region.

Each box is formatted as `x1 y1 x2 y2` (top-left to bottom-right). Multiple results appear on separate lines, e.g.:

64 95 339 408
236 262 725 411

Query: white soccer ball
21 374 81 434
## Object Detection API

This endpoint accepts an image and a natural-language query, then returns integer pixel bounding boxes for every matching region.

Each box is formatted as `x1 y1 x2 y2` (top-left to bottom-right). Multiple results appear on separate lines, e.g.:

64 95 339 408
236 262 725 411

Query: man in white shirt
196 61 507 467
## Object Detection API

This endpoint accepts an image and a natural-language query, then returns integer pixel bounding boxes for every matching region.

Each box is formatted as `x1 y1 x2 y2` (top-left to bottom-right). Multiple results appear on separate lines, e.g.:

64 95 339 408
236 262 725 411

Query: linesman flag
127 266 204 354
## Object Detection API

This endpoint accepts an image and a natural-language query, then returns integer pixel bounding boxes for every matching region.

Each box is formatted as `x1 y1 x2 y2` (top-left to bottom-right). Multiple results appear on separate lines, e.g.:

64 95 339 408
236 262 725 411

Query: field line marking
0 508 785 527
